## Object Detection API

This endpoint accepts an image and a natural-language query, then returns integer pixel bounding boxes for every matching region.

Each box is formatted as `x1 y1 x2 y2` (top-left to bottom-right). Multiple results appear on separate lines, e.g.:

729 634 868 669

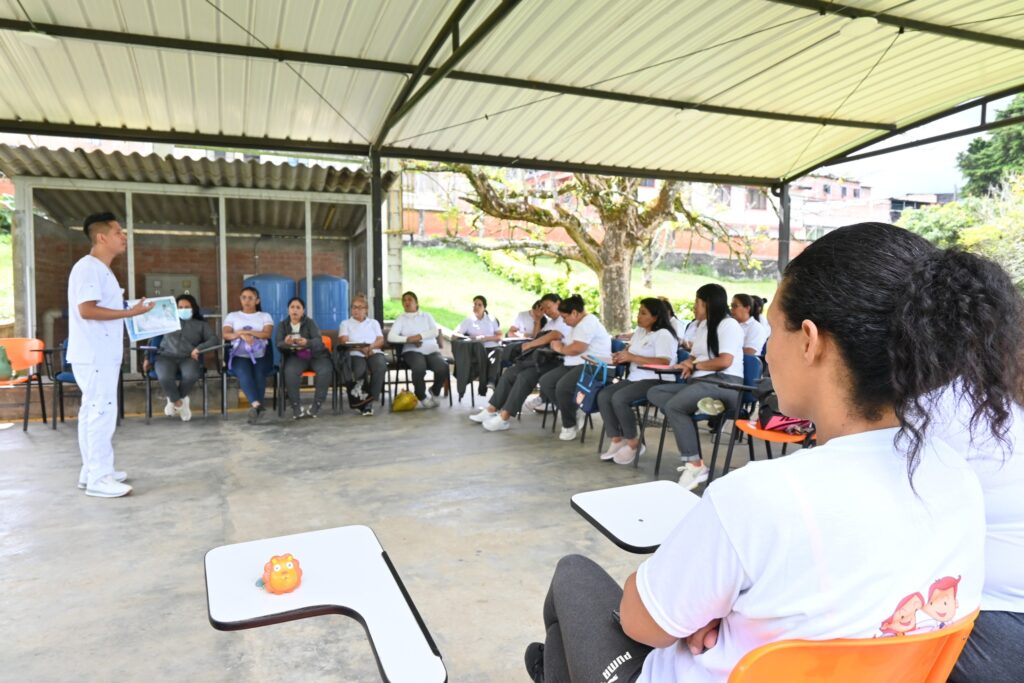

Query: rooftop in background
0 0 1021 185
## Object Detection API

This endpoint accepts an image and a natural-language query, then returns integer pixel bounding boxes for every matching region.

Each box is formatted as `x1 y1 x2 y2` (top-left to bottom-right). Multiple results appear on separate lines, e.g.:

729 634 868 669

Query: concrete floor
1 393 761 683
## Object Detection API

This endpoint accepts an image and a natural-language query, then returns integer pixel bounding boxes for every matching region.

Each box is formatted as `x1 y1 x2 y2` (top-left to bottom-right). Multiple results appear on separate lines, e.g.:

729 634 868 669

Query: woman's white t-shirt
739 318 769 353
670 317 687 340
627 327 679 382
509 310 538 337
681 320 699 346
690 318 744 378
562 314 612 367
455 314 501 348
388 311 440 355
636 428 985 683
223 311 275 359
338 317 384 358
932 387 1024 613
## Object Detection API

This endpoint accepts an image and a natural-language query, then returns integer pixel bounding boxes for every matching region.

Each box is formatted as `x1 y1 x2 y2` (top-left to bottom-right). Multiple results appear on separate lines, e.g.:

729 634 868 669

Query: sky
815 96 1016 198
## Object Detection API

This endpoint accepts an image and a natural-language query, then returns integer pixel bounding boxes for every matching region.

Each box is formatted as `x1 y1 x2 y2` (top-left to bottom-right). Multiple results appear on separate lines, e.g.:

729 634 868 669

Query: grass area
390 246 778 328
0 232 12 321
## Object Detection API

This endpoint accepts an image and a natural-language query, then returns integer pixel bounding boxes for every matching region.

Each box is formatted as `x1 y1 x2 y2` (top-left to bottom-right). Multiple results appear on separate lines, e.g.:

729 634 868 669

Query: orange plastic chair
728 609 978 683
0 337 48 431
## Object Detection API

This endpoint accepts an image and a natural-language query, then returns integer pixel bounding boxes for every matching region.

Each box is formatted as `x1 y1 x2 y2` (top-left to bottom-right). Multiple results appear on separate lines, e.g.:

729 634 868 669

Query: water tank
242 274 295 366
299 275 349 332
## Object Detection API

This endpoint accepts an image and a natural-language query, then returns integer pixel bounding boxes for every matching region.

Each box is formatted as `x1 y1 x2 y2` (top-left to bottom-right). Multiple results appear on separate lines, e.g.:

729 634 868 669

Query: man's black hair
83 212 118 239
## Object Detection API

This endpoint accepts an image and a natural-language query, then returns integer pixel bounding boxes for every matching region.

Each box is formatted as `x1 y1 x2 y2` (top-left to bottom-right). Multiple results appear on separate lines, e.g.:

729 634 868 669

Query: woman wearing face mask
143 294 214 422
275 297 333 419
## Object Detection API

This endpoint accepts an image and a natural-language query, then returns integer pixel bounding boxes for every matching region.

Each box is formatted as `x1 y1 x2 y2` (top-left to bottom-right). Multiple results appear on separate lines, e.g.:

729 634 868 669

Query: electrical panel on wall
145 273 200 302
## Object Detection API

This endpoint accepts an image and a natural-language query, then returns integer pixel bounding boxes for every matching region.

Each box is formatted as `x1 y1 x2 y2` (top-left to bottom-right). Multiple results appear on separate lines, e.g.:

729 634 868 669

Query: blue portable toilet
299 275 349 332
242 273 295 366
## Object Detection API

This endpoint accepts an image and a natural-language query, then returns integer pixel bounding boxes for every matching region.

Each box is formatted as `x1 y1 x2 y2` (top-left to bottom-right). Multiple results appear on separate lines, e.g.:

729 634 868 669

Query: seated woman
473 293 569 431
508 299 545 339
597 298 678 465
539 295 613 442
454 295 502 388
144 293 214 422
338 294 386 416
526 222 1009 683
387 290 448 409
223 286 275 424
276 297 333 419
648 283 744 489
730 293 769 355
659 297 687 343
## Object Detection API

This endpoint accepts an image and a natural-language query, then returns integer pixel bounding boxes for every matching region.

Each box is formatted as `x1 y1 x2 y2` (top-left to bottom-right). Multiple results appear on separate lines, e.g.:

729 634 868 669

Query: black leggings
540 555 651 682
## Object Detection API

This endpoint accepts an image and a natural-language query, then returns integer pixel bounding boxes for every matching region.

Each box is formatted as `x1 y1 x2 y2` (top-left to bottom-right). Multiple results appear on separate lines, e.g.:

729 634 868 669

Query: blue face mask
178 308 193 321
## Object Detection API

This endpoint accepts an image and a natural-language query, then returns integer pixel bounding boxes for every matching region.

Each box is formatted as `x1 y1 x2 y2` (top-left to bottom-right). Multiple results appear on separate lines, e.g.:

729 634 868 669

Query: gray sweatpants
489 363 542 415
402 351 449 400
647 373 742 457
538 364 585 428
283 354 333 407
597 379 663 440
540 554 651 682
154 356 202 402
949 609 1024 683
350 353 387 404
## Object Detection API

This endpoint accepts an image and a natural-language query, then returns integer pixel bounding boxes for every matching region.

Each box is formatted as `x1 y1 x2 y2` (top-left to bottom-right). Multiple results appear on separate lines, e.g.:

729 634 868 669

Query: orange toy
262 553 303 594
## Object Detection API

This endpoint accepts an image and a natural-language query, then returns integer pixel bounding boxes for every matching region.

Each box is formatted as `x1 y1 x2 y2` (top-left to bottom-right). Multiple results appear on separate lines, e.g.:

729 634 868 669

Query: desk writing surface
571 481 701 553
205 525 445 683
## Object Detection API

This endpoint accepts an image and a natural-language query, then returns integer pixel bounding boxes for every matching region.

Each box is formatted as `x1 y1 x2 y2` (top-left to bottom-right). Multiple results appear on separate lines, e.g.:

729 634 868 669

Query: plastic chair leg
202 374 209 418
145 375 152 425
655 419 670 477
36 375 47 425
51 381 59 430
22 380 31 431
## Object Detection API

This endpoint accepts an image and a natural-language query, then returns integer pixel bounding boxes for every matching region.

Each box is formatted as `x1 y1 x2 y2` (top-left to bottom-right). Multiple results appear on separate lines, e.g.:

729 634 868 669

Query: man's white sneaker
614 444 645 466
164 398 177 417
559 426 578 441
85 475 133 498
678 462 710 491
469 408 496 423
421 395 439 409
78 469 127 490
600 441 628 461
482 415 511 431
179 396 192 422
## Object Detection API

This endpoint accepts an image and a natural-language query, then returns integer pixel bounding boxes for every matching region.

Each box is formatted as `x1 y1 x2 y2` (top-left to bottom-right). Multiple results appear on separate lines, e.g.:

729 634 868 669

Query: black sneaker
247 405 259 424
360 404 374 417
292 404 303 420
254 405 266 423
309 401 323 418
524 642 544 683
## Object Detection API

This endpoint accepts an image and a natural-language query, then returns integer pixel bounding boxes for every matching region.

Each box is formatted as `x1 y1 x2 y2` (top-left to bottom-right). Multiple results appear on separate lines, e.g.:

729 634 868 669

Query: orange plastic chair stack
728 609 978 683
0 337 48 431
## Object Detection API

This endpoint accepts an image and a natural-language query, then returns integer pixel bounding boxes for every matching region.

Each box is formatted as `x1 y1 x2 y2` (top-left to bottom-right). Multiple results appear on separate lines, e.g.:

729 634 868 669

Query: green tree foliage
957 95 1024 197
0 194 12 232
897 198 984 248
959 175 1024 291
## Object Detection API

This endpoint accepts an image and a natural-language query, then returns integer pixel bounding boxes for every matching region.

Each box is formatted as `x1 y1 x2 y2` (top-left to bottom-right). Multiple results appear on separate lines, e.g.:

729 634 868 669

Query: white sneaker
678 462 710 491
524 395 545 413
469 408 496 423
559 426 578 441
614 444 645 466
483 414 511 431
179 396 192 422
85 475 133 498
164 398 176 417
600 441 628 461
78 469 127 490
421 395 439 409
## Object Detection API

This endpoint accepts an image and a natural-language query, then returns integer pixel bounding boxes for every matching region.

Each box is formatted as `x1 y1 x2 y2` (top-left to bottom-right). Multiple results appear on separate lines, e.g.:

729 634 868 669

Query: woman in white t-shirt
647 284 745 489
222 286 275 424
507 300 545 339
338 293 386 416
537 295 613 441
454 295 503 388
386 290 449 409
526 222 1009 683
730 293 769 355
597 298 679 466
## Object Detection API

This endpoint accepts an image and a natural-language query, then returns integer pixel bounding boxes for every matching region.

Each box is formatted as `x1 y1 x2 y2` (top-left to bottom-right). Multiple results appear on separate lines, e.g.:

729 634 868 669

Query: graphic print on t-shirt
877 575 962 636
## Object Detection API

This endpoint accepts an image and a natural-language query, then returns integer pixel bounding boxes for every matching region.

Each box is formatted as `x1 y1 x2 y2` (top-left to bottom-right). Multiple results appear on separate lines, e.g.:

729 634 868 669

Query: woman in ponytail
526 223 1009 683
647 283 745 489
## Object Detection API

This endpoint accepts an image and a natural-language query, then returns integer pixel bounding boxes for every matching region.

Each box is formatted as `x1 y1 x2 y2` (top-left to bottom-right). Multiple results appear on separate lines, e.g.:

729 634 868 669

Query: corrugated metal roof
0 144 392 235
0 0 1021 182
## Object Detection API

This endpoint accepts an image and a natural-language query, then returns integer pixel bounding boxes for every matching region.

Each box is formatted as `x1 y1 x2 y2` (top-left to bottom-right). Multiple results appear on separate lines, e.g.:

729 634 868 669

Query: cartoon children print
877 576 961 637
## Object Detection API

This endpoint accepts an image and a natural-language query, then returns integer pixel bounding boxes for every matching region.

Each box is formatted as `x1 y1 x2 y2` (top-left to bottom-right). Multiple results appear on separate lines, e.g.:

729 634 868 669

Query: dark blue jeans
230 353 274 405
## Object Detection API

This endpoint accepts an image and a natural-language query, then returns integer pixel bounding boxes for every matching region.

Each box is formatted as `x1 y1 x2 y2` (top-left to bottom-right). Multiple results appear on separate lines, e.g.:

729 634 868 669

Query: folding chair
0 337 47 431
139 336 215 423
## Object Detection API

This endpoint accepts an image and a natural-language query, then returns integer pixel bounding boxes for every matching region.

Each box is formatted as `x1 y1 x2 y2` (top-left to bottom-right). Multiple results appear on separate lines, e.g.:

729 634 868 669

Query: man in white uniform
68 212 153 498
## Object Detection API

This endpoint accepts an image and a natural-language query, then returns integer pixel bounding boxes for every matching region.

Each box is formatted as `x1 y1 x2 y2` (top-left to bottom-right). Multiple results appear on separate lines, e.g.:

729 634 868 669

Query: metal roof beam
381 146 779 187
0 17 892 131
378 0 524 144
766 0 1024 51
374 0 477 145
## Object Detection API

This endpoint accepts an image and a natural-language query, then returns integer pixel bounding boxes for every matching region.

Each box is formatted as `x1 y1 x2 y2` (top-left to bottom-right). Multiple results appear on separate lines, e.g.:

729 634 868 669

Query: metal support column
304 199 313 320
777 182 791 274
12 179 34 337
370 150 384 322
125 191 136 372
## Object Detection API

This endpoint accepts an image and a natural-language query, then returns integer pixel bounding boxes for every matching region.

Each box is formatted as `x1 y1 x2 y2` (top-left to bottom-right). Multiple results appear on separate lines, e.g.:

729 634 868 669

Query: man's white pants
75 363 120 488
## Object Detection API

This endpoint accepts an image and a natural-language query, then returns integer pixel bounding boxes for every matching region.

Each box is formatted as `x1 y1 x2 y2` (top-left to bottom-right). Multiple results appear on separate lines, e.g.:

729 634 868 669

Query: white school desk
205 525 446 683
571 481 701 553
